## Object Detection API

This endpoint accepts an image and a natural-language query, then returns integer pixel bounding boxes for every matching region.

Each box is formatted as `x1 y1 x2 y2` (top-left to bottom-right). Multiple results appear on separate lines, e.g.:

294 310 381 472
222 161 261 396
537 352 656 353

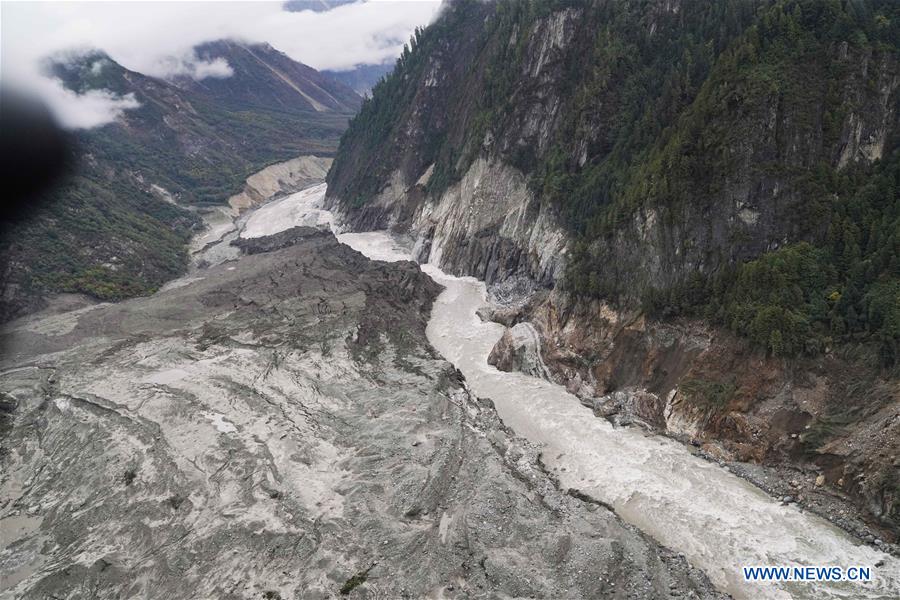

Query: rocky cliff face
327 0 898 297
325 0 564 288
325 0 900 534
334 156 566 288
486 289 899 538
580 33 899 303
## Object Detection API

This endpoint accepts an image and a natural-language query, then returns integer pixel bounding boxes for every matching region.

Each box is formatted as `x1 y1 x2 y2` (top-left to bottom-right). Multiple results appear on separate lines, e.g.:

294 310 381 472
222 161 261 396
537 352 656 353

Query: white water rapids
242 185 900 600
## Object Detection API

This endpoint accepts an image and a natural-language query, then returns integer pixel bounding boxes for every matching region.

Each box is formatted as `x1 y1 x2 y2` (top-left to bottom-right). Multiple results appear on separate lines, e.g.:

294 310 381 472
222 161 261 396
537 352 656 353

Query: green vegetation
679 378 738 412
2 46 357 320
339 566 373 595
1 165 197 315
555 0 899 235
334 0 900 367
563 0 900 366
639 151 900 367
329 2 487 202
527 1 756 232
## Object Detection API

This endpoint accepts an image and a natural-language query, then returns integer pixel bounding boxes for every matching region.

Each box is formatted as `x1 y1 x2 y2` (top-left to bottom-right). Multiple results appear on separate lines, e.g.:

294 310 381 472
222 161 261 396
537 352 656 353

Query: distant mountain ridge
187 40 362 113
0 41 361 321
283 0 357 13
323 61 395 95
50 42 359 203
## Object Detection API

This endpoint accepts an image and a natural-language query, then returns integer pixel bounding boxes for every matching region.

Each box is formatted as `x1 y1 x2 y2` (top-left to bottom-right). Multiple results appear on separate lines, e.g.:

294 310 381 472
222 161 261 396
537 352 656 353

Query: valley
1 180 725 600
0 42 359 323
2 168 896 599
234 183 900 599
2 1 899 599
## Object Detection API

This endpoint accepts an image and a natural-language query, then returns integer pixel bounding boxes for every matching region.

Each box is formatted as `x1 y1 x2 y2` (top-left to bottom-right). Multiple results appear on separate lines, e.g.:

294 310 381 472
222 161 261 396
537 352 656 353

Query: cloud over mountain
1 1 440 128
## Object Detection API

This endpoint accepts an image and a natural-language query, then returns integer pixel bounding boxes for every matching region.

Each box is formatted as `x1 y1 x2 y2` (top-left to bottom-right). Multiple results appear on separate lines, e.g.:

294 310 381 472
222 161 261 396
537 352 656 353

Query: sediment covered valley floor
0 205 720 598
3 182 897 600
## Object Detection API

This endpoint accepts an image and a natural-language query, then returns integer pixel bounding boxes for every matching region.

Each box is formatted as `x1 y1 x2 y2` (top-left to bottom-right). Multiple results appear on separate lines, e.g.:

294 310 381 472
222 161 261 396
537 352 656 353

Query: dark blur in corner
0 88 72 239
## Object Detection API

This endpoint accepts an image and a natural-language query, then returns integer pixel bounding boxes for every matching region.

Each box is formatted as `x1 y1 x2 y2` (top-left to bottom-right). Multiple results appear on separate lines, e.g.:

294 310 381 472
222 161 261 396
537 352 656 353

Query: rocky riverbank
484 288 900 551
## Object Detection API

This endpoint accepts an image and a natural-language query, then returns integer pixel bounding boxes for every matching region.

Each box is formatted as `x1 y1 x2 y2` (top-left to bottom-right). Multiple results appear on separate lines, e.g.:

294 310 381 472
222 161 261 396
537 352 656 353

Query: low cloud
141 53 235 81
89 59 108 76
193 58 235 80
1 1 440 129
34 76 141 130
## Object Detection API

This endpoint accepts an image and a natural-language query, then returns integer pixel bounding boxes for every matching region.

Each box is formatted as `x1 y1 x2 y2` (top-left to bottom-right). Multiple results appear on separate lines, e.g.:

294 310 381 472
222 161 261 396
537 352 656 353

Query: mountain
326 0 900 530
186 41 362 114
283 0 357 12
323 61 395 95
52 42 359 203
0 42 360 321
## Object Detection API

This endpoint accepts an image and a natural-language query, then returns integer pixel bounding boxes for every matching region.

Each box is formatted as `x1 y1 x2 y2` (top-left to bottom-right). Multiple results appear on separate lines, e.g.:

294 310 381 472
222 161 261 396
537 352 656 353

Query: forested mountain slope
326 0 900 530
1 42 360 321
329 0 899 364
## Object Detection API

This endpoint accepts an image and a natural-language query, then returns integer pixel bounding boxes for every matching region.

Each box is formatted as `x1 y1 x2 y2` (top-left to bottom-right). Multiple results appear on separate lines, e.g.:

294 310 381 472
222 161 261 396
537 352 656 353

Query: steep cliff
328 0 899 356
326 0 900 532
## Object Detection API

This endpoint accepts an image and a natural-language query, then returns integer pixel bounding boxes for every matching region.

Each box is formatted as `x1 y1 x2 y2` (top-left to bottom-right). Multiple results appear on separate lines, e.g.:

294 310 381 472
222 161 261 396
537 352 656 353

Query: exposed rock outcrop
487 289 900 539
228 155 332 213
487 321 552 380
330 158 566 288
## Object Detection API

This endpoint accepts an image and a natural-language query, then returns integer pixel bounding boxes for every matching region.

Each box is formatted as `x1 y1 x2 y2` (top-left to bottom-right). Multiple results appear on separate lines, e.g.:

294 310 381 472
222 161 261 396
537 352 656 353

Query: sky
1 0 442 128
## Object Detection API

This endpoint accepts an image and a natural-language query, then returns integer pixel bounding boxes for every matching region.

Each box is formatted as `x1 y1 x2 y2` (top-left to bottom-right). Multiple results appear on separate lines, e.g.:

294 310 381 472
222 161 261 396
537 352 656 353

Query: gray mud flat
1 228 722 599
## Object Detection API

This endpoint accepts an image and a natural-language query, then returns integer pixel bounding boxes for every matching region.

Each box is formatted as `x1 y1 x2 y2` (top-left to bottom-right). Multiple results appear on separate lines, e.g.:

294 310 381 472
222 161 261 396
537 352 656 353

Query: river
242 184 900 600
